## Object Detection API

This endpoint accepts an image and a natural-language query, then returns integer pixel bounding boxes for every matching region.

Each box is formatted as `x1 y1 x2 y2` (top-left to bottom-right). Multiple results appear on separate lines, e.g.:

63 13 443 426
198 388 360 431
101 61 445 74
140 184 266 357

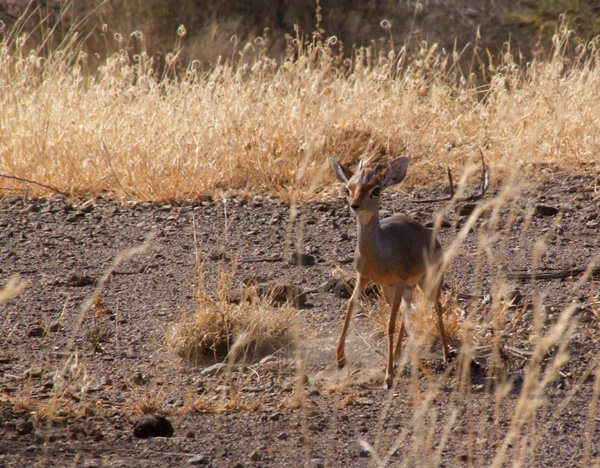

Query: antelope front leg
337 274 368 368
384 281 405 390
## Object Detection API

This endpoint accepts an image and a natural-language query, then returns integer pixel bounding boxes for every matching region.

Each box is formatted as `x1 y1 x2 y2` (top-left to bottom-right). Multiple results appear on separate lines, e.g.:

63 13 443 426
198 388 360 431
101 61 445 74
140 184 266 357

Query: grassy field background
0 3 600 201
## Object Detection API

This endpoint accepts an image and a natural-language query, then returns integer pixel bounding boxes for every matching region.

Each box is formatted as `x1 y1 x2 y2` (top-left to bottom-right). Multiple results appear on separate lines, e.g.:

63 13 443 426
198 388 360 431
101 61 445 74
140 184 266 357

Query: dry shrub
167 289 297 364
129 394 163 415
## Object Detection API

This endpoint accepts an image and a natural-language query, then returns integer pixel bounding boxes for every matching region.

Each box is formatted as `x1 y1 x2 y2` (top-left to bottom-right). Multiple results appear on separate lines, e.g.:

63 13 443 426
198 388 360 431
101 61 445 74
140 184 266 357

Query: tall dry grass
1 12 599 201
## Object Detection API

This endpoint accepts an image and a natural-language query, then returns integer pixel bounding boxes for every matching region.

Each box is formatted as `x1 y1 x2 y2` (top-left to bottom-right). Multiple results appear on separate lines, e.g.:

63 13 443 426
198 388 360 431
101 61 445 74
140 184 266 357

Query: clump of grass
130 394 163 415
167 269 298 364
168 299 297 363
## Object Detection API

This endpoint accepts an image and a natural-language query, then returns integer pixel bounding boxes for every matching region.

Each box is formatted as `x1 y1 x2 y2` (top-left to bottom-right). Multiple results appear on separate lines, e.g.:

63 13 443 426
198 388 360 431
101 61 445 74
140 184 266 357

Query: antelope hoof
337 355 346 369
383 374 393 390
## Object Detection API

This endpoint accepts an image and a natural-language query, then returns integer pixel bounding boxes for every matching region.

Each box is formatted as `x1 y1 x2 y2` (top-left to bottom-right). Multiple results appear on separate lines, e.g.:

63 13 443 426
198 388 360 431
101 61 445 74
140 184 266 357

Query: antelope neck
355 209 382 254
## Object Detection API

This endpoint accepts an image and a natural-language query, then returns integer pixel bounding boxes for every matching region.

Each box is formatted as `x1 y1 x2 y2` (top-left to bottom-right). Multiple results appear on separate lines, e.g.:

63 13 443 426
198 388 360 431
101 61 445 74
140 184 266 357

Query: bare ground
1 167 600 467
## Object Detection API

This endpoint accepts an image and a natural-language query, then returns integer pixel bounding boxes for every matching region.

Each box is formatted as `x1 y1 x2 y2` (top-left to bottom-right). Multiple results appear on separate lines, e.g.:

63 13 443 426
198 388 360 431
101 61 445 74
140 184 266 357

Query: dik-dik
330 156 450 389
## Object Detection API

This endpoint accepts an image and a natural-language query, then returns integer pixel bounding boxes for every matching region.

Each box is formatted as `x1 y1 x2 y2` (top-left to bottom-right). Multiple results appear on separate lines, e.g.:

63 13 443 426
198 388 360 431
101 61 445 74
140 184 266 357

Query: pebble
200 362 228 377
16 420 35 435
457 203 477 216
249 450 262 461
188 455 209 465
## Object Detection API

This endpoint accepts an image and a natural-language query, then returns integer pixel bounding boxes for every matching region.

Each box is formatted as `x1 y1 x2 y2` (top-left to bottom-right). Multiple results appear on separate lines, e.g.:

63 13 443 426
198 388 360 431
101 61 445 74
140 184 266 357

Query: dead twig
510 266 600 282
0 174 68 197
410 148 489 204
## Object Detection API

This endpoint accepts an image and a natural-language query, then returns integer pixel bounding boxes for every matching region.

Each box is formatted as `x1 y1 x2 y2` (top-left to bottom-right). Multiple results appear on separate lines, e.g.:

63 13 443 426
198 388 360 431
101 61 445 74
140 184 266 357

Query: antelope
330 156 450 389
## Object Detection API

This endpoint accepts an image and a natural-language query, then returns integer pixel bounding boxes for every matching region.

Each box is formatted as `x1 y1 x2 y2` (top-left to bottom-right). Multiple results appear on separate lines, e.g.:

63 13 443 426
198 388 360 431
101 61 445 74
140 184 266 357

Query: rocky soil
1 167 600 467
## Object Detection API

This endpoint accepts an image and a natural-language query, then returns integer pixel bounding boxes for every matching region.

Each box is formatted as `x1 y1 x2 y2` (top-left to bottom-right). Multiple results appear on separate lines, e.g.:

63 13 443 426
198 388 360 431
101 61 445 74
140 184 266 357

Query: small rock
288 252 316 266
457 203 477 217
66 213 85 222
586 220 599 228
28 326 45 338
80 202 95 213
185 430 196 439
16 420 35 435
246 282 306 307
505 289 523 306
270 412 283 422
27 202 40 213
200 362 228 376
133 414 174 438
249 450 262 462
65 273 96 287
187 455 209 465
535 204 559 217
23 367 43 379
259 355 277 365
131 372 147 386
322 277 379 300
277 432 289 440
48 321 62 333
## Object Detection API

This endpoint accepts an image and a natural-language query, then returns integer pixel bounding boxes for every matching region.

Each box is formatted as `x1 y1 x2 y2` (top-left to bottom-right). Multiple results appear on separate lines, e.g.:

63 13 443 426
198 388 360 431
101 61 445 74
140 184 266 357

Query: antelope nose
350 203 360 211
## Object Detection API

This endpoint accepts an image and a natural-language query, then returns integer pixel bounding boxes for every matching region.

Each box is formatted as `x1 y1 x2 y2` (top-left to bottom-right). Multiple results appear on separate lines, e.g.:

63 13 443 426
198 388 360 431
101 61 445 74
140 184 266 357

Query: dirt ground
1 167 600 467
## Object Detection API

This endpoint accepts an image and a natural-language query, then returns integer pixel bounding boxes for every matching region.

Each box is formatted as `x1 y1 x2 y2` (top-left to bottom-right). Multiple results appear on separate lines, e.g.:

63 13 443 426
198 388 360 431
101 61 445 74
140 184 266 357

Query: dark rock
457 203 477 217
65 273 96 287
28 326 45 338
80 203 95 213
27 202 40 213
288 252 316 266
322 277 379 300
133 414 174 438
536 204 559 217
16 420 35 435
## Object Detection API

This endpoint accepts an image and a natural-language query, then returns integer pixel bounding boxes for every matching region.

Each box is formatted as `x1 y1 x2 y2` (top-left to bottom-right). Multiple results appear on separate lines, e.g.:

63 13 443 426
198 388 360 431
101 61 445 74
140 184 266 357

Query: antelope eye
343 187 350 196
371 186 381 197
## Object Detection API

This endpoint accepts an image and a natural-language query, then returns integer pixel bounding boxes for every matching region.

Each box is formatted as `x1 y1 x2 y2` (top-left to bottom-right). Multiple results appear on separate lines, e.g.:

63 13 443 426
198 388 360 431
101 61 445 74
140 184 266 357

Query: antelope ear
329 158 354 183
381 156 409 187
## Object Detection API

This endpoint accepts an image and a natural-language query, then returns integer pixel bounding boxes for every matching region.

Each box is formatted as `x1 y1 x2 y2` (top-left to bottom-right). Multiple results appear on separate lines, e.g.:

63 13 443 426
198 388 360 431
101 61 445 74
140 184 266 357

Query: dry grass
1 12 600 201
166 263 298 365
